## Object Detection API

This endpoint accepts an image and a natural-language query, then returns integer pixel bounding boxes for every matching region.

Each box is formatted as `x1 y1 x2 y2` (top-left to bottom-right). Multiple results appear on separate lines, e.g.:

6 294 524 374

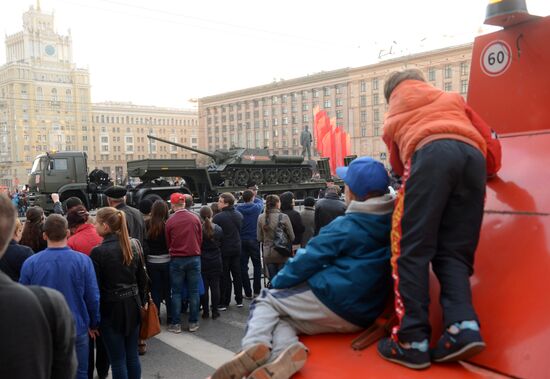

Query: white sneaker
188 323 199 332
168 324 181 334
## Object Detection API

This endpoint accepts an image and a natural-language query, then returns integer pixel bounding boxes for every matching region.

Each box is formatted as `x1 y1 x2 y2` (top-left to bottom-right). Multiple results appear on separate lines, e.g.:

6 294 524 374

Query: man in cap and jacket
104 186 145 245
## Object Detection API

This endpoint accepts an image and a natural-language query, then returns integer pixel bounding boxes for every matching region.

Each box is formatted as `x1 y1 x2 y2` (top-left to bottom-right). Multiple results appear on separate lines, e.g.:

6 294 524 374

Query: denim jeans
240 240 262 296
100 321 141 379
75 333 89 379
147 262 171 322
170 256 201 324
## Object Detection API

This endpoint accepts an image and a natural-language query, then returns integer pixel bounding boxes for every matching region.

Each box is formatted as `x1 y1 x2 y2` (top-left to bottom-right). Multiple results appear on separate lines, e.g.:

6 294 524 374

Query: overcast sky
1 0 549 108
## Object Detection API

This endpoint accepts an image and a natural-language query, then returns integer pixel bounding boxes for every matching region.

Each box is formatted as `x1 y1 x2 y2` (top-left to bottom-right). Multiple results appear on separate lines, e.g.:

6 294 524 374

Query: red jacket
383 80 487 176
68 223 103 256
165 209 202 257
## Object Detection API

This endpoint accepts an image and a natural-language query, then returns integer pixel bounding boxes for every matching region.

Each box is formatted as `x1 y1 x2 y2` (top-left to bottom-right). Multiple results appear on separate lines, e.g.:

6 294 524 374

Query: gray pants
301 145 311 160
241 284 361 360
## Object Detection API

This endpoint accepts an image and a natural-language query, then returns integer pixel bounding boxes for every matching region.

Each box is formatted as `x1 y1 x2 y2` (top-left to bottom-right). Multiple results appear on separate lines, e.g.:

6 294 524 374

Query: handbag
272 214 292 257
139 293 161 339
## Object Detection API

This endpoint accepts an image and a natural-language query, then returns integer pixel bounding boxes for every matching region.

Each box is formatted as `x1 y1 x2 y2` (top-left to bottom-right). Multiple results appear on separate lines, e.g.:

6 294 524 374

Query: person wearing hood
236 187 263 299
211 156 394 379
377 69 487 369
299 197 316 247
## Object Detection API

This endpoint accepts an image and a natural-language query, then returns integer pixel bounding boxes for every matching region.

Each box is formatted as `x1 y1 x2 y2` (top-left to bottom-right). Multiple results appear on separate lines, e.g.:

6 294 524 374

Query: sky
1 0 549 109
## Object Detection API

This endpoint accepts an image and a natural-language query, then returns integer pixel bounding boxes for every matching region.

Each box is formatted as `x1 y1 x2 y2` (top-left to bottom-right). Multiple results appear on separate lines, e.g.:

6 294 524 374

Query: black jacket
201 223 223 274
282 209 305 245
0 240 33 281
213 206 243 257
116 203 146 245
90 234 148 336
314 193 346 235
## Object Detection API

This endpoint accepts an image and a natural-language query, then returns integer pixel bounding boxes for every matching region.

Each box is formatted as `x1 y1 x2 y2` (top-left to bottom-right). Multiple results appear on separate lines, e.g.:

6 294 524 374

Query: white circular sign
480 40 512 77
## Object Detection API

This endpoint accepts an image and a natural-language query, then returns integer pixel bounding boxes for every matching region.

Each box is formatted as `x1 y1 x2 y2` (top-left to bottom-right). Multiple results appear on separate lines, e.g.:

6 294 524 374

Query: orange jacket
383 80 486 176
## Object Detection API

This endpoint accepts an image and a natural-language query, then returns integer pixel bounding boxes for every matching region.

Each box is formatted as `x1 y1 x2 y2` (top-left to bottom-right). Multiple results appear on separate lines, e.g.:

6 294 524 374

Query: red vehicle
296 1 550 378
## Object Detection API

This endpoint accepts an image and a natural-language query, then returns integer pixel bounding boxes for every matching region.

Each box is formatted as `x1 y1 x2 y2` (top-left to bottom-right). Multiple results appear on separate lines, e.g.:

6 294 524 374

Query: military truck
27 151 192 212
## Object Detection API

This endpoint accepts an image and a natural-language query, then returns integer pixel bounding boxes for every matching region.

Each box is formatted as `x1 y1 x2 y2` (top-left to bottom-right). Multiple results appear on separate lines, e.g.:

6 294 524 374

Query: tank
147 135 314 186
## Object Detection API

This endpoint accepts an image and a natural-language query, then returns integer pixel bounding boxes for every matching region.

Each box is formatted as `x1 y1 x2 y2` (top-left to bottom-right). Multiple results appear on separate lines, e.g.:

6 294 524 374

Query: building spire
37 0 41 11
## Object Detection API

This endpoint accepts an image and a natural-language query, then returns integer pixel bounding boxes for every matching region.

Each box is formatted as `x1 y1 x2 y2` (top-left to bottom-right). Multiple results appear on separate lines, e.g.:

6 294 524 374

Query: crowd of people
0 69 496 379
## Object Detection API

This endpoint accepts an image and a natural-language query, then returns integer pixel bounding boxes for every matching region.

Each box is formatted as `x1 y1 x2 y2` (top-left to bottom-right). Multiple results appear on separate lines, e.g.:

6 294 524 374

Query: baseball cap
170 192 186 204
335 156 389 197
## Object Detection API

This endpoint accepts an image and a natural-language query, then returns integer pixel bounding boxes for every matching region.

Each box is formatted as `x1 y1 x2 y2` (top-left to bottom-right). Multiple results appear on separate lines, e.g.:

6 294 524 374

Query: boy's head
242 190 254 203
384 69 426 104
43 214 69 243
336 157 389 205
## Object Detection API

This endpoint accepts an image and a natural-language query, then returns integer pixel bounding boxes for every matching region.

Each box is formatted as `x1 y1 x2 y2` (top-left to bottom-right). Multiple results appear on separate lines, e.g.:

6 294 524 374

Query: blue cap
335 156 389 197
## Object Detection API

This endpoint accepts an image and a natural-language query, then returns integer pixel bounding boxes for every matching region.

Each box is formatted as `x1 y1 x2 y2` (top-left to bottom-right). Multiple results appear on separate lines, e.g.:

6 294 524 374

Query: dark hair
185 194 193 209
279 192 294 211
139 199 153 215
200 206 214 240
304 197 316 207
384 69 426 103
65 197 84 212
66 205 89 229
96 207 133 265
146 200 169 240
219 192 235 206
43 214 68 242
20 206 45 252
263 194 280 232
210 202 220 216
242 190 254 203
0 194 17 257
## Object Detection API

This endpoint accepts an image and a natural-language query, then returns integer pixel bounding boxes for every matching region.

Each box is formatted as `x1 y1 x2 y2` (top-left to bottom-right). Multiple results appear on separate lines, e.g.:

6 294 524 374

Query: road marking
155 329 235 369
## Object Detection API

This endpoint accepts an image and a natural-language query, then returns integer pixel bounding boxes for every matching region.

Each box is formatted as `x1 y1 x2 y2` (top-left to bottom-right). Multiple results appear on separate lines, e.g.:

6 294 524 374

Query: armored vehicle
147 135 314 186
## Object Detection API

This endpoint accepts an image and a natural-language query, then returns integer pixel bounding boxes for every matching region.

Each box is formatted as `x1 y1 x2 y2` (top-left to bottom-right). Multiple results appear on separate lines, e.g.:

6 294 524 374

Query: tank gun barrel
146 135 218 160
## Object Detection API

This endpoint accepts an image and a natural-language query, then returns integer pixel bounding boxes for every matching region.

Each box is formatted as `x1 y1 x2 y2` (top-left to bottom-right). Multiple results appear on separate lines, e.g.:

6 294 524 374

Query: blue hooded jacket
236 197 263 241
271 195 393 327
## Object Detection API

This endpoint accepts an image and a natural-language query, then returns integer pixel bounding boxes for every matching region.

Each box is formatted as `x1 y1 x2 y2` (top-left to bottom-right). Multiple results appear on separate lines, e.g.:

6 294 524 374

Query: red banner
313 108 351 175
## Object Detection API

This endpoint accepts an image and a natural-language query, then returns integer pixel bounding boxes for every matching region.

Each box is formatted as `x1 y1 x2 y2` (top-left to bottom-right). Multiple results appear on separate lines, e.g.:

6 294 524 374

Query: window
336 110 343 119
460 79 468 94
360 95 367 107
282 117 288 125
302 103 309 111
51 88 58 101
291 92 297 102
460 61 469 76
336 85 344 95
372 78 379 90
302 90 309 99
360 110 367 122
445 65 452 79
323 100 331 108
429 68 436 81
303 114 309 122
49 158 67 171
373 94 379 105
101 136 109 143
323 87 330 96
361 127 367 137
313 89 319 98
273 118 279 126
336 98 343 107
282 94 288 102
360 80 366 92
374 109 380 122
445 82 453 91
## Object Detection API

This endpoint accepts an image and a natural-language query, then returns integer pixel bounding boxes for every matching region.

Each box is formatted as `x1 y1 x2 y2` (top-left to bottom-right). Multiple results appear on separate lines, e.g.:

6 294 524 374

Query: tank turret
147 135 314 186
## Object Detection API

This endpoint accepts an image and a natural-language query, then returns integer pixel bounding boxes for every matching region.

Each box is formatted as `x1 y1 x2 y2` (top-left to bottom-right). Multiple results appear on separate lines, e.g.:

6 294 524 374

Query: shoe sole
211 343 270 379
377 349 431 370
248 343 308 379
433 342 486 363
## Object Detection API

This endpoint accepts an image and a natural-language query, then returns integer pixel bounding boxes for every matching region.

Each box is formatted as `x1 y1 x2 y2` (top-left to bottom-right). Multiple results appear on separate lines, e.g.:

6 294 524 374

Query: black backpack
271 214 292 257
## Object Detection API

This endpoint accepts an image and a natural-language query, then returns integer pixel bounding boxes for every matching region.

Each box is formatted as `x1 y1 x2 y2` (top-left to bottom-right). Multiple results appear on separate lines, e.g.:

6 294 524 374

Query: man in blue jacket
20 214 100 379
236 186 263 299
211 157 394 379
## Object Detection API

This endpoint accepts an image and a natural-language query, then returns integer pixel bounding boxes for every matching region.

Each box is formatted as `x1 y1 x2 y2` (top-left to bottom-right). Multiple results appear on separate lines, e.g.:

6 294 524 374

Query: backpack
465 103 502 178
271 214 292 257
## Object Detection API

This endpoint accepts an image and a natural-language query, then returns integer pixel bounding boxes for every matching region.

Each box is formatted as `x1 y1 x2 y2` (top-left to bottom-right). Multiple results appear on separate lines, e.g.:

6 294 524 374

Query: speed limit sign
480 40 512 77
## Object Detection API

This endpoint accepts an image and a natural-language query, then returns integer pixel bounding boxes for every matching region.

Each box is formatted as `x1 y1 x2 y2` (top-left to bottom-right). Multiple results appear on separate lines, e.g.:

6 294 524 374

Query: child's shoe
248 342 308 379
211 343 270 379
431 321 485 363
377 337 430 370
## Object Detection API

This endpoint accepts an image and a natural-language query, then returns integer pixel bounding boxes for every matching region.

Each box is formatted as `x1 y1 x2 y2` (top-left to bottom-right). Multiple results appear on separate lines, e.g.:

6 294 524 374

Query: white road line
155 329 235 369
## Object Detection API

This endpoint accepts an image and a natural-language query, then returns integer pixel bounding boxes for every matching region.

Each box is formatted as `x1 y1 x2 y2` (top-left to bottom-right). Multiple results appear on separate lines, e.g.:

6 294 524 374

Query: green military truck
27 151 193 212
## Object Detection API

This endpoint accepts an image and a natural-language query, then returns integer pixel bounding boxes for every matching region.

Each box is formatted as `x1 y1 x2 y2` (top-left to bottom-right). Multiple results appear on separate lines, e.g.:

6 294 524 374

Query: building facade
0 4 198 188
199 44 472 167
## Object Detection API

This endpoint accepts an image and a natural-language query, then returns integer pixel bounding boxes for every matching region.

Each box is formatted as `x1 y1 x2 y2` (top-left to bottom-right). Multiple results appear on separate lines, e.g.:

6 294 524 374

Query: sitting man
211 156 394 379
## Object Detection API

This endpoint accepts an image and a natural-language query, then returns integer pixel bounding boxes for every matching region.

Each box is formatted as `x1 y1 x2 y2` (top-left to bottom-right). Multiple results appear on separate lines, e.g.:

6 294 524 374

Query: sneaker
248 342 308 379
211 343 271 379
377 337 430 370
168 324 181 334
218 305 228 311
188 323 199 332
431 325 486 363
212 312 220 320
244 295 254 300
236 302 244 308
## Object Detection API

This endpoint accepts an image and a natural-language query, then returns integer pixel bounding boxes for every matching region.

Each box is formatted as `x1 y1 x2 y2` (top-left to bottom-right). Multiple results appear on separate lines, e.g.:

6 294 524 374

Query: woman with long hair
19 206 47 253
90 207 148 379
144 200 171 323
199 206 223 320
67 205 103 256
257 195 295 280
